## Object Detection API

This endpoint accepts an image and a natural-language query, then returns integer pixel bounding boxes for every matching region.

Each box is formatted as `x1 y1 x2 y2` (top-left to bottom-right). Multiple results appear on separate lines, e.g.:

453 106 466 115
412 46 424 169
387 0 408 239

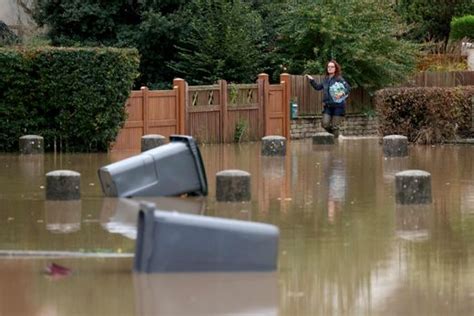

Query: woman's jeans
322 114 343 137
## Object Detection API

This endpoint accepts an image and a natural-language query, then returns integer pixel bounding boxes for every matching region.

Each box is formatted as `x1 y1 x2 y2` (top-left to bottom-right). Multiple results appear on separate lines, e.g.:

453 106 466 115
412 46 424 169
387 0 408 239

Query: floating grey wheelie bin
98 135 207 197
134 202 280 273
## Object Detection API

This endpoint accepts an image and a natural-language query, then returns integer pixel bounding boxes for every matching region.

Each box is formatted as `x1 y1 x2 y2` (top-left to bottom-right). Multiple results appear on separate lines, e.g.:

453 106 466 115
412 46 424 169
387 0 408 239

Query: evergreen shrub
374 86 474 144
450 15 474 41
0 47 139 152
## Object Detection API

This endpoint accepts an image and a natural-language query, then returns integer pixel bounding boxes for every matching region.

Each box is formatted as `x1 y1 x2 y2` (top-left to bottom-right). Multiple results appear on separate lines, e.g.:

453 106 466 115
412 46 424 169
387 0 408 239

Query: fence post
173 78 187 135
219 79 228 143
280 73 291 140
141 86 149 135
258 73 269 137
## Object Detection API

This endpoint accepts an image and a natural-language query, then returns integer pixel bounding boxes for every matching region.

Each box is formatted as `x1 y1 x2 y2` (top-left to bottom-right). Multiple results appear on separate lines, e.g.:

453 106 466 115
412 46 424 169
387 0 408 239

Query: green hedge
450 15 474 41
374 86 474 144
0 47 139 152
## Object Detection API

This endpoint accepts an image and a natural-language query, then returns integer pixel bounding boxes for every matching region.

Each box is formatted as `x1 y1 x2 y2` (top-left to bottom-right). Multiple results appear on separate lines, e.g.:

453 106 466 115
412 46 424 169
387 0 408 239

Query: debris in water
44 263 72 278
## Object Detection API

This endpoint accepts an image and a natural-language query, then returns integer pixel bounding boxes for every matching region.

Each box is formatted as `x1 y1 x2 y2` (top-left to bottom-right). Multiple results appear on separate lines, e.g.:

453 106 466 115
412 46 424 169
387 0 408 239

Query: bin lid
170 135 208 196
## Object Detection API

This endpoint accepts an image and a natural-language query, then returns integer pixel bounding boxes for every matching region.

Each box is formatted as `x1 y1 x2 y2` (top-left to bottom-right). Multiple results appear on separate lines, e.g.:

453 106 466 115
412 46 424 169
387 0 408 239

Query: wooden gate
110 79 185 151
260 73 290 139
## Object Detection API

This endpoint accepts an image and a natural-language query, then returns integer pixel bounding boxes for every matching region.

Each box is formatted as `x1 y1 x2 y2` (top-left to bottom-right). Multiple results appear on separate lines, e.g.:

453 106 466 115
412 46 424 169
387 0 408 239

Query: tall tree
170 0 265 84
275 0 418 90
396 0 474 43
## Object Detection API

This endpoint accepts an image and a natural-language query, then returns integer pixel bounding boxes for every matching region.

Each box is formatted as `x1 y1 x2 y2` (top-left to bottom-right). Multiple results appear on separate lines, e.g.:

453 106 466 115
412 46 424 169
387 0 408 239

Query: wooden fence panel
111 84 184 151
111 91 144 151
345 87 372 113
187 108 221 143
187 85 222 143
226 83 260 142
404 71 474 87
112 74 293 150
147 90 179 137
227 107 261 142
290 75 323 115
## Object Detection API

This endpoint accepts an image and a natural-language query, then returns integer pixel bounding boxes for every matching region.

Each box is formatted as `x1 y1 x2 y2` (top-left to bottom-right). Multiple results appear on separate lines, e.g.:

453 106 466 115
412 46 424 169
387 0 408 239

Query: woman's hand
305 74 314 81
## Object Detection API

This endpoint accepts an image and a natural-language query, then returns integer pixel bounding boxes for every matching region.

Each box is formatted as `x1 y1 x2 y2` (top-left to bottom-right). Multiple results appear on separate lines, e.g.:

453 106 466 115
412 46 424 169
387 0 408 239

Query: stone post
261 136 286 156
19 135 44 154
141 134 166 152
312 132 335 145
395 170 432 205
383 135 408 157
216 170 251 202
46 170 81 200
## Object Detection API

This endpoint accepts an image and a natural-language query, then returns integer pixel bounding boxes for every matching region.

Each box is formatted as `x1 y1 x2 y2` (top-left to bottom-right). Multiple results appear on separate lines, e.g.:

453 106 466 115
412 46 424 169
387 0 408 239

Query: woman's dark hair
325 60 342 77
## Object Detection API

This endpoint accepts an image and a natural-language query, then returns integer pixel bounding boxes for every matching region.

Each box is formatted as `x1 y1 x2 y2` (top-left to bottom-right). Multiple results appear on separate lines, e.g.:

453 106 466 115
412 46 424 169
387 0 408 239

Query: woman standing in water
306 60 350 137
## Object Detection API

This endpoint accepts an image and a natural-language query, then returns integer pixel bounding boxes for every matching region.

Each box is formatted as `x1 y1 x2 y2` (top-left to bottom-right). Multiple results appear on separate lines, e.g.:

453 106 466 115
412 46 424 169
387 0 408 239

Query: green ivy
0 47 139 152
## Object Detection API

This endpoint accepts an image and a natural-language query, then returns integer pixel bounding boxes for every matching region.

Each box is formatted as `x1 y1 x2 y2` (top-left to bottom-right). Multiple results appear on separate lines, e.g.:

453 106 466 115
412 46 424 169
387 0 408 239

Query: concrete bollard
46 170 81 200
19 135 44 155
141 134 167 152
395 170 432 204
383 135 408 157
312 132 335 145
261 136 286 156
216 170 251 202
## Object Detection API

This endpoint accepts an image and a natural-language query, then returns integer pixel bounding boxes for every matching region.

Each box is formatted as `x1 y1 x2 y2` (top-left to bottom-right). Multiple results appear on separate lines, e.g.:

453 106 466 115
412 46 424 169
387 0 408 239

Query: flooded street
1 138 474 315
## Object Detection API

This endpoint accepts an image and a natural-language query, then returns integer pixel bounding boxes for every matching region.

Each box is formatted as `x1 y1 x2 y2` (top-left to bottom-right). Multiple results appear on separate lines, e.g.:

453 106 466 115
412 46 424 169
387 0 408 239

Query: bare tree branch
16 0 34 17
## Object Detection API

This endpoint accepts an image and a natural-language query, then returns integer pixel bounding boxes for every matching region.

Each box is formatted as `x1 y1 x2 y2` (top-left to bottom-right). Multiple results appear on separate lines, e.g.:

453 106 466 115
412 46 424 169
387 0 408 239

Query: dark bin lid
170 135 208 196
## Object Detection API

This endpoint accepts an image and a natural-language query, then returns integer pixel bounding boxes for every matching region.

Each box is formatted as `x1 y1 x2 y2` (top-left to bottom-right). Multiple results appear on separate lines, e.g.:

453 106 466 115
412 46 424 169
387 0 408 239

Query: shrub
374 86 474 144
450 15 474 41
0 21 19 46
0 47 139 152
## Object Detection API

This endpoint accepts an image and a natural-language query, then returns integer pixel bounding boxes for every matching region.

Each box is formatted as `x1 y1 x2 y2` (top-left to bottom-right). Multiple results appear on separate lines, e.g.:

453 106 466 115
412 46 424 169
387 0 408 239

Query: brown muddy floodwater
0 138 474 316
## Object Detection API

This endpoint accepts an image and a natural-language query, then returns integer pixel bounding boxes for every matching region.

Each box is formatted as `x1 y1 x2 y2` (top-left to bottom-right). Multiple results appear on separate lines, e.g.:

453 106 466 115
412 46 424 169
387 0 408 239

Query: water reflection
461 184 474 215
383 156 409 184
208 201 253 221
100 197 205 239
133 272 278 316
327 158 346 223
45 200 82 234
395 204 431 241
1 140 474 315
0 261 39 316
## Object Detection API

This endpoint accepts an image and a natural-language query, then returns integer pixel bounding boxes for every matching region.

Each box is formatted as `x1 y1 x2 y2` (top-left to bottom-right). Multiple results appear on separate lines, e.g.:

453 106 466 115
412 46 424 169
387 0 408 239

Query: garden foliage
276 0 418 90
0 47 139 152
0 21 19 46
450 15 474 41
32 0 421 90
375 87 474 144
170 0 264 84
396 0 474 43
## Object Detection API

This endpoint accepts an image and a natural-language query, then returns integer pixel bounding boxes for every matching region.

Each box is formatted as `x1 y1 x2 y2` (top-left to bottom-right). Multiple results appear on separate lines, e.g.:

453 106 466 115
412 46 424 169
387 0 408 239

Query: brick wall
290 114 379 139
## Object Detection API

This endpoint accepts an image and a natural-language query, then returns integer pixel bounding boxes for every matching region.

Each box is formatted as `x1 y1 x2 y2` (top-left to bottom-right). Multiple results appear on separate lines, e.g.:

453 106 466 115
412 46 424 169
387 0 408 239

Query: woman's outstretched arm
306 74 323 90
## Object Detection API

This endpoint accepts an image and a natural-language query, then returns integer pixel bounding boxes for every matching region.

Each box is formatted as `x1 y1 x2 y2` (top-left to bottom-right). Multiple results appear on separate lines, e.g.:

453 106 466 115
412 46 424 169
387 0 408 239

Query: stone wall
467 48 474 71
290 114 379 139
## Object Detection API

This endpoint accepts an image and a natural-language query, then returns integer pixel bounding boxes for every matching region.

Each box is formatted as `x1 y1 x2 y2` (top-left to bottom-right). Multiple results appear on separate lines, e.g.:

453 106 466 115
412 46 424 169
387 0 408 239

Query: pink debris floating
44 263 72 278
